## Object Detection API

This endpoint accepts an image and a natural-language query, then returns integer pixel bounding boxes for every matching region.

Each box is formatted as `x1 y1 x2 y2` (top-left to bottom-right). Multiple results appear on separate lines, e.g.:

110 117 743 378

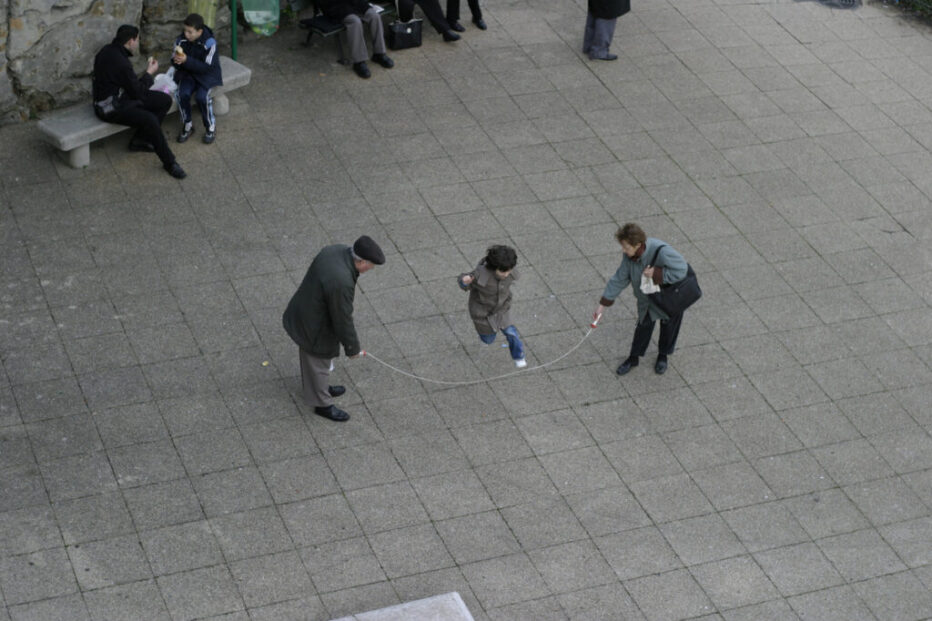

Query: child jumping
458 245 527 368
172 13 222 144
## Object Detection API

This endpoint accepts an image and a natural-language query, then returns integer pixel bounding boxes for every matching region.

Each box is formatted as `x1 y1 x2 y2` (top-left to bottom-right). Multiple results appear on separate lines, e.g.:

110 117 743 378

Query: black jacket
282 245 361 359
92 40 153 104
172 25 223 90
318 0 371 20
588 0 630 20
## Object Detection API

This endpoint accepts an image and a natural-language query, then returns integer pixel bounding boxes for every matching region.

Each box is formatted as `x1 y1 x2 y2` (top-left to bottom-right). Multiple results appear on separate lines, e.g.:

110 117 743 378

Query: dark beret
352 235 385 265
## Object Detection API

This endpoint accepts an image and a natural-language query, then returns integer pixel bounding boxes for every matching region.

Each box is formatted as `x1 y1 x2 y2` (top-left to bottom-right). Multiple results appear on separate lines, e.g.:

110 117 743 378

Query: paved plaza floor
2 0 932 619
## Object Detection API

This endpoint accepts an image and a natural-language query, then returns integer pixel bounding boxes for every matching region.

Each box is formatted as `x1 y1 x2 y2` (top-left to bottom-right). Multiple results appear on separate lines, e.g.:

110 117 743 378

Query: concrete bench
330 592 474 621
37 55 251 168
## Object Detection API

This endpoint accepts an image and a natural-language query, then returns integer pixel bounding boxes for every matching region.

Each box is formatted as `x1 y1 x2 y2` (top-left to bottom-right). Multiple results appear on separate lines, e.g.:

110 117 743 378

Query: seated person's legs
110 104 179 173
175 77 197 141
193 86 216 142
400 0 459 40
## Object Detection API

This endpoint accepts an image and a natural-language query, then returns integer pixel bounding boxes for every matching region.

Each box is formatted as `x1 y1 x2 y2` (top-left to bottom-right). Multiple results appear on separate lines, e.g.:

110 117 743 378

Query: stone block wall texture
0 0 230 123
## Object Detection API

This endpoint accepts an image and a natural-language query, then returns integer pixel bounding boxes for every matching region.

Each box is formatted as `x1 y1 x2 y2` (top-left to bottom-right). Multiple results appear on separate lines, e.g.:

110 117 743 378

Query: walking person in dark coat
282 236 385 421
594 223 688 375
92 24 186 178
583 0 630 61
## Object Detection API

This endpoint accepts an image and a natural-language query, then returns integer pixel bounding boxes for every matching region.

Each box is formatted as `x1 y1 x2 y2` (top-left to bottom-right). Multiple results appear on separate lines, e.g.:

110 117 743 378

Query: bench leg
64 144 90 168
213 93 230 116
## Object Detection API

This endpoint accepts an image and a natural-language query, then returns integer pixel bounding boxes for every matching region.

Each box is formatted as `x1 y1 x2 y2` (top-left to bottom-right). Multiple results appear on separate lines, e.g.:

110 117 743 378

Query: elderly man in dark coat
583 0 630 61
283 236 385 421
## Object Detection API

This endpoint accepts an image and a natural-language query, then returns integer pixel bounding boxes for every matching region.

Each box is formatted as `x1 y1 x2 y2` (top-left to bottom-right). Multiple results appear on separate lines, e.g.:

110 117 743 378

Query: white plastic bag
150 67 177 95
640 273 661 295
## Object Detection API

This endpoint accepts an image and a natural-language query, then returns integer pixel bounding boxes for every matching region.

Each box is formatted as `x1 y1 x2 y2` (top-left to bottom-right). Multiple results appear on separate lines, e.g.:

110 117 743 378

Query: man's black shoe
372 53 394 69
442 30 461 42
164 162 187 179
328 385 346 397
655 355 668 375
449 20 465 32
128 139 156 152
590 53 618 61
616 356 639 376
314 405 350 422
473 17 487 29
353 62 371 78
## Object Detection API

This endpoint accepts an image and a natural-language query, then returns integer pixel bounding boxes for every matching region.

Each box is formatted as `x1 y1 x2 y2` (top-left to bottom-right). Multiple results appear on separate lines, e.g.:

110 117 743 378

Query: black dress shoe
616 356 639 376
128 139 156 152
328 385 346 397
353 61 371 78
589 53 618 61
164 162 187 179
449 20 465 32
442 30 461 42
314 405 350 422
473 17 487 29
372 53 394 69
655 355 668 375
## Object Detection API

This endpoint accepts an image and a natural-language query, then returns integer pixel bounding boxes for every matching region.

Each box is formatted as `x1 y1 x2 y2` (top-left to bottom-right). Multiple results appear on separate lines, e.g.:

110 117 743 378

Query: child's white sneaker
514 358 527 368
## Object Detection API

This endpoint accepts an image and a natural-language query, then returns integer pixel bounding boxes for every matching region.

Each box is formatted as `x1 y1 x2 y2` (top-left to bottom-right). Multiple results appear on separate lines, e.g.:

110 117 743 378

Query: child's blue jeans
479 325 525 360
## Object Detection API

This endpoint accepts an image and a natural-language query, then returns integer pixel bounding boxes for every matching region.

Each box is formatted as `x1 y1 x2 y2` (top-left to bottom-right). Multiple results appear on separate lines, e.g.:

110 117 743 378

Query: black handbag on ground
386 0 422 50
386 18 422 49
646 244 702 316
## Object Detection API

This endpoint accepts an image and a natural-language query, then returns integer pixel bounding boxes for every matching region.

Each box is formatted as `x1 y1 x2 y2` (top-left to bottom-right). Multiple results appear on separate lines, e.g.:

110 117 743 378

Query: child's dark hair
484 245 517 272
184 13 206 30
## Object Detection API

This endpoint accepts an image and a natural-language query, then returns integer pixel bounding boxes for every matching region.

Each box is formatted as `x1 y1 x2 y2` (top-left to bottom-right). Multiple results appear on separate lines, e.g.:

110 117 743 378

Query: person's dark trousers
105 90 175 168
399 0 449 33
582 12 617 59
176 78 216 131
446 0 481 23
629 311 683 358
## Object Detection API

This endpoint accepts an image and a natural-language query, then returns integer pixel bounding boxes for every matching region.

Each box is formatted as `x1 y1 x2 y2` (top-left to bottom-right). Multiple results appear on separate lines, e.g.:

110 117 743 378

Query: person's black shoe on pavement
314 405 350 422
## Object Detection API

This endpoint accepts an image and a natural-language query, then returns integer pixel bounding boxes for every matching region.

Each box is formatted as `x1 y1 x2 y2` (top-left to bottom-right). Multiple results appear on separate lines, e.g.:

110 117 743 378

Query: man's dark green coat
283 244 361 358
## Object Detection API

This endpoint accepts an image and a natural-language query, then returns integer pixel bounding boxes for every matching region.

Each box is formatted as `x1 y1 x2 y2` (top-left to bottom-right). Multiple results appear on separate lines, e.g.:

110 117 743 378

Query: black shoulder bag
386 0 423 49
646 244 702 316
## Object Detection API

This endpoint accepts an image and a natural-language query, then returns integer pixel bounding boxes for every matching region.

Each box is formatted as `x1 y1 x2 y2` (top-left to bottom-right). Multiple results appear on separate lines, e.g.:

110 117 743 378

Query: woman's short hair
615 223 646 247
484 245 517 272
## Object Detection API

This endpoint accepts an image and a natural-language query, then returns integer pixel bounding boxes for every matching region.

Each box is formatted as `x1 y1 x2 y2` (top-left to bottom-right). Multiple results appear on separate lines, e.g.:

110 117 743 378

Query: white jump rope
358 313 603 386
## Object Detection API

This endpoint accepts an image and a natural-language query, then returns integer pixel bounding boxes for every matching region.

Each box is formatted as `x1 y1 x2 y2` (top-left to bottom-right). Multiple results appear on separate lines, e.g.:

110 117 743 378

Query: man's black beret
352 235 385 265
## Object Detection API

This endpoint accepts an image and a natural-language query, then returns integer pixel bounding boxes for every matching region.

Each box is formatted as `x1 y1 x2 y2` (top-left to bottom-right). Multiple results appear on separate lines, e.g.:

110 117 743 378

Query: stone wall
0 0 230 124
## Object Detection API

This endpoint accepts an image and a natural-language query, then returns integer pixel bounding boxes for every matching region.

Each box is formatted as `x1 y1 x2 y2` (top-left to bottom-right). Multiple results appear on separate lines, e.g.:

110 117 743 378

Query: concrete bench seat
330 592 474 621
37 55 251 168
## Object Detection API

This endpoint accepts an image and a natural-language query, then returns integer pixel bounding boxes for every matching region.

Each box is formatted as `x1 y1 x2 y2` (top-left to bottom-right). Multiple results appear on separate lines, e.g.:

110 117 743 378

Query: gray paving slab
2 0 932 619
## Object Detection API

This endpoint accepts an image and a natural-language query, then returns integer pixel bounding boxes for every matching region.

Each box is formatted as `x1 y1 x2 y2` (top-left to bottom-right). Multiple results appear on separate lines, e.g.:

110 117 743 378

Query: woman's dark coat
588 0 630 20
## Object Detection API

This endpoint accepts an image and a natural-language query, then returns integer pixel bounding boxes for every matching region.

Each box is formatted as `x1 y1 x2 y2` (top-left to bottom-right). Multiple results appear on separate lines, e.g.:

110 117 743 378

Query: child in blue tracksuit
172 13 223 144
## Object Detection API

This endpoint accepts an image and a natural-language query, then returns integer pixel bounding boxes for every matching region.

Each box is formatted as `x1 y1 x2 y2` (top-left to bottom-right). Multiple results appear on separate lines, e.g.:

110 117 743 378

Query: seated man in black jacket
318 0 394 78
93 25 186 178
